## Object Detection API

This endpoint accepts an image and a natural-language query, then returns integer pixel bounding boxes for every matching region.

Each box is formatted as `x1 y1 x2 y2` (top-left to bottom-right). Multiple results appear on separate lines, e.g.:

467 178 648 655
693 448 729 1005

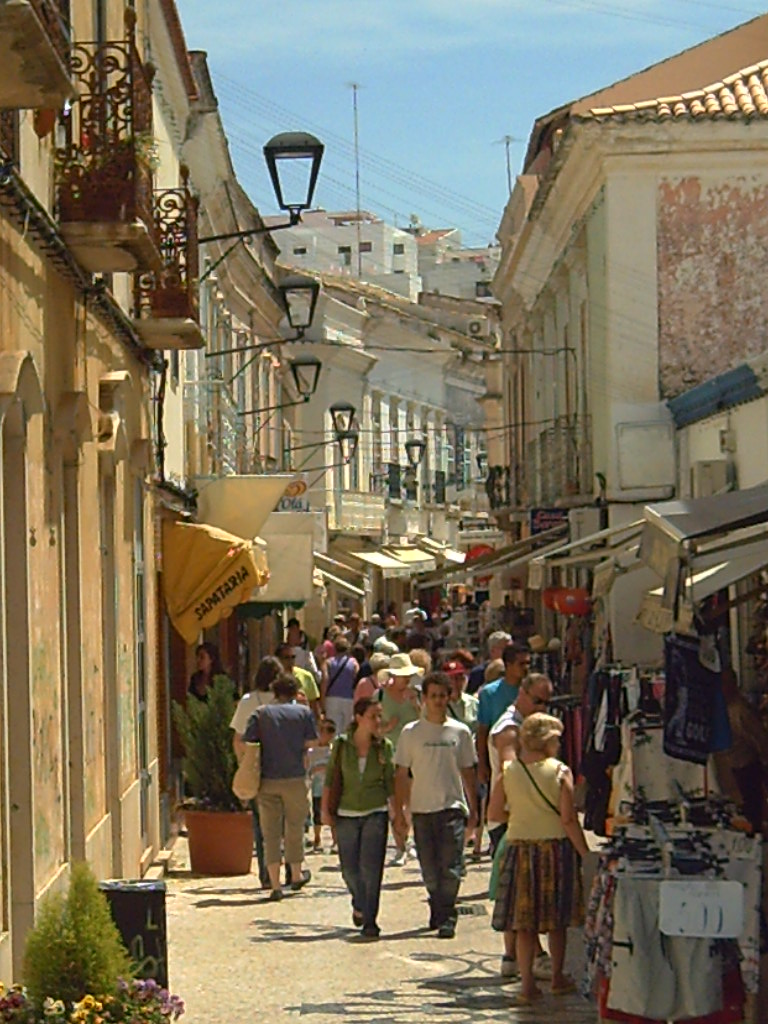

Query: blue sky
176 0 764 246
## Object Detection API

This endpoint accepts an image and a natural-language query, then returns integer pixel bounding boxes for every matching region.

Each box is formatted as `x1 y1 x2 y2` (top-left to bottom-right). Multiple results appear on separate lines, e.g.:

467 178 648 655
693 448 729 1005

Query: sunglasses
530 696 549 707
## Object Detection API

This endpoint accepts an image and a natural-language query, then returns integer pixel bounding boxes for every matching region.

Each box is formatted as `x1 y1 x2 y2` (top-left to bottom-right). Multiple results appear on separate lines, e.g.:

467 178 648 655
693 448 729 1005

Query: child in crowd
306 719 336 852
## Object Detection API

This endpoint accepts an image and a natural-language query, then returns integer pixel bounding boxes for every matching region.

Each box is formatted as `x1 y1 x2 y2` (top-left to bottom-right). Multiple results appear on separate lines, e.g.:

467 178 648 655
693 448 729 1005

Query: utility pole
347 81 363 277
494 134 520 195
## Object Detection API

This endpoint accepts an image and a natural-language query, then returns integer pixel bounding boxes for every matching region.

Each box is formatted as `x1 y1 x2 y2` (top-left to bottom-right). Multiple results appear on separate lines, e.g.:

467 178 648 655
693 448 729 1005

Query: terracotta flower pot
184 808 253 876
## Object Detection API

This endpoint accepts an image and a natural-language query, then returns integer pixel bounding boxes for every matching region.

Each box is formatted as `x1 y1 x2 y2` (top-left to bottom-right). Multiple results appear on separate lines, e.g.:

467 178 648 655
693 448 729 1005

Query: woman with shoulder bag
322 636 359 733
322 696 395 940
490 712 588 1003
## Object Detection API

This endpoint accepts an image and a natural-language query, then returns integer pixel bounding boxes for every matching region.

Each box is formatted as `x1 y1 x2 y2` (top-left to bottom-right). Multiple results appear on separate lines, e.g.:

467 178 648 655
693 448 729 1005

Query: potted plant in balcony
57 133 160 224
172 676 254 875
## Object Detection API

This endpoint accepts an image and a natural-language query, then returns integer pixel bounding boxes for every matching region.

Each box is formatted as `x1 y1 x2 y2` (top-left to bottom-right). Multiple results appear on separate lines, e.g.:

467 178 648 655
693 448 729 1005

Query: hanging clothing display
583 819 760 1024
663 635 729 765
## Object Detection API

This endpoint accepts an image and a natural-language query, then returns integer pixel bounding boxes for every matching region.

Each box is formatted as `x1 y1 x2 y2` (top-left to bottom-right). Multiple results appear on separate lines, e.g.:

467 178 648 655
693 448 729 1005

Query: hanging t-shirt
663 634 717 765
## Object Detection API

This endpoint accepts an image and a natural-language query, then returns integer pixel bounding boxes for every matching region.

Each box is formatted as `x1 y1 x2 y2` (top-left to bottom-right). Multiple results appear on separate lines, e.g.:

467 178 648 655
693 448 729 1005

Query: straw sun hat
388 652 424 677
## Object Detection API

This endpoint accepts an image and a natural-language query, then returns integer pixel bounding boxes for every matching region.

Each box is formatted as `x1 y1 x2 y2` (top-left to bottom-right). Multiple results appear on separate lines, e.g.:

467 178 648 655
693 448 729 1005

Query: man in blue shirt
476 642 530 784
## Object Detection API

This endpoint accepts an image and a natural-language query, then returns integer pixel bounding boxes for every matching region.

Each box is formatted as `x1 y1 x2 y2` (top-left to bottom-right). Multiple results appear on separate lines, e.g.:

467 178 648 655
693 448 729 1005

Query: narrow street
166 838 595 1023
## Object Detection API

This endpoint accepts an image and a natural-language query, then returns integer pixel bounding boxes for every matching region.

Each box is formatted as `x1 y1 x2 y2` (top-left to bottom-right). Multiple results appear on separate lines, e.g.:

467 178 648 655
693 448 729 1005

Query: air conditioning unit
569 506 602 541
691 459 730 498
467 318 489 338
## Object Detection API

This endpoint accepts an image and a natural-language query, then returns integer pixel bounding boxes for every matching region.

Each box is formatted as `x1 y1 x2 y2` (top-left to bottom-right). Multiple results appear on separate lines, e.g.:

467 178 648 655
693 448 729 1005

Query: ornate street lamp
405 436 427 468
329 401 356 438
335 429 359 465
199 131 323 247
279 274 320 333
263 131 324 225
239 355 322 417
289 354 322 399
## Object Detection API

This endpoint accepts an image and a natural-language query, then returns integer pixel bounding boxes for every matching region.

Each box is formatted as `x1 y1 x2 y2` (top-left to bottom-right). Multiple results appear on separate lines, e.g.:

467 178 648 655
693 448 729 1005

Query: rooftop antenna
494 134 521 195
347 81 363 277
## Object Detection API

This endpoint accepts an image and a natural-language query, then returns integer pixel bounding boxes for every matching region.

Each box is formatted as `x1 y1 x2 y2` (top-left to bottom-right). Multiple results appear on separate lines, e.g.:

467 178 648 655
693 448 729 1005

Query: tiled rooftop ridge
579 59 768 122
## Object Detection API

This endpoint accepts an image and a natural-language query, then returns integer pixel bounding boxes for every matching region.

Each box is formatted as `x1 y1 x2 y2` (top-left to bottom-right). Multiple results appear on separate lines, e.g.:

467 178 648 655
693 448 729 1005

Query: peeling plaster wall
658 175 768 398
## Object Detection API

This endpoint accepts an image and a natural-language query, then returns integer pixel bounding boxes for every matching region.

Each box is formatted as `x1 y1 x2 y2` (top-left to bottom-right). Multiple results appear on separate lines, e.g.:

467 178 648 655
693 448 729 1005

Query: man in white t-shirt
394 672 478 939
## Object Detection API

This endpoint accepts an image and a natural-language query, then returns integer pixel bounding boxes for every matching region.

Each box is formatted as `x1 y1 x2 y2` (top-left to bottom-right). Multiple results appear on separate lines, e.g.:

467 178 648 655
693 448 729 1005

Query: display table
585 820 762 1024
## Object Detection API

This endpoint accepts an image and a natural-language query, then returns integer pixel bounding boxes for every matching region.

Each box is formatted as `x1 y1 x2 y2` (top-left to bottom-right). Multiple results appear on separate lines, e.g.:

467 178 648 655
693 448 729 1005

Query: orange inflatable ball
553 588 591 617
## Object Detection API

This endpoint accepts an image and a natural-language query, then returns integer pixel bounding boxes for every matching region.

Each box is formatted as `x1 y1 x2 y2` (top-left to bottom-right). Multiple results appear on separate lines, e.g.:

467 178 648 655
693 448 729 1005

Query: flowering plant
0 981 184 1024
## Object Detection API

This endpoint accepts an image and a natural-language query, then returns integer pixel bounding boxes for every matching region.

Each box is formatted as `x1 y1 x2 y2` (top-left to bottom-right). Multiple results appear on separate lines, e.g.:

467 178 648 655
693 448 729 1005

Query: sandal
552 977 577 996
517 988 543 1004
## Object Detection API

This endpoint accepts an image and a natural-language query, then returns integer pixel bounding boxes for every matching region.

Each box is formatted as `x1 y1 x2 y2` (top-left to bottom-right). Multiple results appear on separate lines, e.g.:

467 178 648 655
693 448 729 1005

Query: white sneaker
406 844 419 861
533 952 552 980
500 955 517 979
389 850 407 867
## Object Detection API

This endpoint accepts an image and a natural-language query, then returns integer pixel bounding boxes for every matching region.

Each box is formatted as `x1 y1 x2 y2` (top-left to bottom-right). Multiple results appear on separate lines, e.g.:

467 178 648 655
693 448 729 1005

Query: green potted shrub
10 861 185 1023
23 861 132 1008
172 676 253 875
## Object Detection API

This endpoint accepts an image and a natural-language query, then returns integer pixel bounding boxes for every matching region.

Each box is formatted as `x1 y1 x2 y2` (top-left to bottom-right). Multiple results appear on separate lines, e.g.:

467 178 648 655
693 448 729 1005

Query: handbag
326 737 344 818
232 742 261 801
519 759 560 815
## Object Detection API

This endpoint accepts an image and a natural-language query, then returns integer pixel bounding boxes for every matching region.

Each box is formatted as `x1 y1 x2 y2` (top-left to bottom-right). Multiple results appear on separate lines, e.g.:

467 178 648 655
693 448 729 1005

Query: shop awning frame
350 548 431 579
315 567 366 598
639 483 768 614
416 524 568 589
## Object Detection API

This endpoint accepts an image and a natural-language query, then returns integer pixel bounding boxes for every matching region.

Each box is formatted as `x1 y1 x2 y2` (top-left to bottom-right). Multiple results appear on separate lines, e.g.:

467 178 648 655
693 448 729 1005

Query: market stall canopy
195 474 296 540
162 520 270 644
418 524 567 589
637 524 768 633
640 483 768 579
417 537 466 564
526 519 645 594
349 547 433 579
313 551 367 597
314 567 365 598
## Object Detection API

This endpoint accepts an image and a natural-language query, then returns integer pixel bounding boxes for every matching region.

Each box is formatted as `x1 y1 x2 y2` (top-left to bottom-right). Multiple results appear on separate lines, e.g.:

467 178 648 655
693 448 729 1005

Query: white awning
417 525 567 589
196 475 296 540
315 567 366 598
250 511 324 604
417 537 466 564
385 546 437 572
637 534 768 634
527 519 645 588
350 549 425 579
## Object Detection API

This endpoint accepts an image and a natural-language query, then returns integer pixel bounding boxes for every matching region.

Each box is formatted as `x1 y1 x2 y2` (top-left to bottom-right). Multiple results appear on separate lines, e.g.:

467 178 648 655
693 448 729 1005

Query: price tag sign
659 880 743 938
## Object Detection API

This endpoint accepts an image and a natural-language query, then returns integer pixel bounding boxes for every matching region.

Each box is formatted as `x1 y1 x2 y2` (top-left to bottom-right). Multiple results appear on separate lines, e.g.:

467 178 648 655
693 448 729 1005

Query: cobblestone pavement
166 834 597 1024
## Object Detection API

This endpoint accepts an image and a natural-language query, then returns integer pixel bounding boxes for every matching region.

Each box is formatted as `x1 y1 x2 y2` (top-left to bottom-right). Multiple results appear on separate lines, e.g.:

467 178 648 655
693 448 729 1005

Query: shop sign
530 507 569 535
659 879 743 938
276 476 310 512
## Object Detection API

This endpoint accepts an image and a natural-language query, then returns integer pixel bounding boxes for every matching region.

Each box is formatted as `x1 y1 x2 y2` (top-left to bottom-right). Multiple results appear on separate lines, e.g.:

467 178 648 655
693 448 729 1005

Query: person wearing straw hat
380 651 424 865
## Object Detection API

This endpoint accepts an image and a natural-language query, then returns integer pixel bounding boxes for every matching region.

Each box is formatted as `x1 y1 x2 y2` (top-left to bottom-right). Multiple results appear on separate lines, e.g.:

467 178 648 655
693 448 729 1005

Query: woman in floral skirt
490 712 588 1002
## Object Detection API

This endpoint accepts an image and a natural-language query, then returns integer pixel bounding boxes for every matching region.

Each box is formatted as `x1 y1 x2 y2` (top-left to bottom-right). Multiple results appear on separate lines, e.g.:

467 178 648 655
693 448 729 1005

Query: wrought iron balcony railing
31 0 70 65
0 111 18 165
184 379 245 478
55 10 159 271
525 415 592 506
133 169 203 349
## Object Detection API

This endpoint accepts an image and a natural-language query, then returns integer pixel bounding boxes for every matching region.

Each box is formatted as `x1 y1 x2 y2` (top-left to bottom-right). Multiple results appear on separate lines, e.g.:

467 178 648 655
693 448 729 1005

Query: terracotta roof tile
578 57 768 123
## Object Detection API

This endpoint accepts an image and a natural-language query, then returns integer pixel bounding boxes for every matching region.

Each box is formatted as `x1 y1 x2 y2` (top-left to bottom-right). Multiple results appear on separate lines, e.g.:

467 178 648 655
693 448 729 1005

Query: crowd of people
194 606 588 995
